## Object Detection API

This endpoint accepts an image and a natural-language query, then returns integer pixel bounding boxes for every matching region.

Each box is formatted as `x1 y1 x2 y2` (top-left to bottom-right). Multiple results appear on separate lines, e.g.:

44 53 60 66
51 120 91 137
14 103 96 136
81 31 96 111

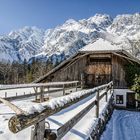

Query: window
89 57 111 64
90 58 111 62
116 95 123 104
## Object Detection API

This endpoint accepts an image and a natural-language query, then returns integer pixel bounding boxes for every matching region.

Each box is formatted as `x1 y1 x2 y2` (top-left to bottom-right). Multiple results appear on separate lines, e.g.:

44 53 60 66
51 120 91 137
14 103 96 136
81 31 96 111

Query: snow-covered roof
114 89 135 94
80 38 122 52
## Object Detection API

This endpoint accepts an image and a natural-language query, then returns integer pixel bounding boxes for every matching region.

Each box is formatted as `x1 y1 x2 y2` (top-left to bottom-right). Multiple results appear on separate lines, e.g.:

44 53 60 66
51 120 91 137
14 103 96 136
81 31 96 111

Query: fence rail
6 81 113 140
0 81 79 102
89 95 114 140
0 81 79 90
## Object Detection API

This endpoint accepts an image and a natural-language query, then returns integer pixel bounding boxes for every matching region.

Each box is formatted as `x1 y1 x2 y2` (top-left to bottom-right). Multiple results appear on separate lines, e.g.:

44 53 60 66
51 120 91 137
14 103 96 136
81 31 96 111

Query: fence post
33 87 38 101
110 86 112 94
31 119 45 140
5 92 7 98
105 92 108 102
95 89 99 118
63 84 65 95
76 82 78 91
106 87 108 102
111 82 114 93
48 86 50 92
80 73 84 89
40 87 44 102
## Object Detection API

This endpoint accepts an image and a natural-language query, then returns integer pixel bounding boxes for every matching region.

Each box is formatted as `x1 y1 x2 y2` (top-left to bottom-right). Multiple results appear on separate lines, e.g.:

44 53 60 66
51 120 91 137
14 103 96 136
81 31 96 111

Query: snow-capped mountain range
0 13 140 63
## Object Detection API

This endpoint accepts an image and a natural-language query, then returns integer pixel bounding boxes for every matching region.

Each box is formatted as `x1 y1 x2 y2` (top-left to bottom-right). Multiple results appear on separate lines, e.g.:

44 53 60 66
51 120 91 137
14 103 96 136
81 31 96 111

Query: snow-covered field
101 110 140 140
0 88 35 98
0 100 36 140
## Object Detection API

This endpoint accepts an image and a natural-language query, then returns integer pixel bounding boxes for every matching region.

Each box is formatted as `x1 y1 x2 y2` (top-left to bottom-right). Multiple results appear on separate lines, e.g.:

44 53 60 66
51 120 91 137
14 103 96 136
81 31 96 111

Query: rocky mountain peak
0 13 139 63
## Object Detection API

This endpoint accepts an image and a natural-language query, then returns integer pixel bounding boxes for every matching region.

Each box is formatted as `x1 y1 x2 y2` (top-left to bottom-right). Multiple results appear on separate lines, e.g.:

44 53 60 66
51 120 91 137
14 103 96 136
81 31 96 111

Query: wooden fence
89 94 114 140
7 81 113 140
0 81 79 102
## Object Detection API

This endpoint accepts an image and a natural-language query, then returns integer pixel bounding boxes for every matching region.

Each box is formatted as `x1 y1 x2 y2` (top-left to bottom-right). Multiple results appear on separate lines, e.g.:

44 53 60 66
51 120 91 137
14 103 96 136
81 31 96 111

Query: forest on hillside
0 59 54 84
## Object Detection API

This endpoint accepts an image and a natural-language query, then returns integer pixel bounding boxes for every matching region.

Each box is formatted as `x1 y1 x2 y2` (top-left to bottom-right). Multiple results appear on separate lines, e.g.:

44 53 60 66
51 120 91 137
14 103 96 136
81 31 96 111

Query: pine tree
132 74 140 93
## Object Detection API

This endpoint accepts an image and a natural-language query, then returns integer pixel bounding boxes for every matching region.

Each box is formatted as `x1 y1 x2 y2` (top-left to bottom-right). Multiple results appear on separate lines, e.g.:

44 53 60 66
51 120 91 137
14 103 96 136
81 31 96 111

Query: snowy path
46 93 96 130
62 92 110 140
101 110 140 140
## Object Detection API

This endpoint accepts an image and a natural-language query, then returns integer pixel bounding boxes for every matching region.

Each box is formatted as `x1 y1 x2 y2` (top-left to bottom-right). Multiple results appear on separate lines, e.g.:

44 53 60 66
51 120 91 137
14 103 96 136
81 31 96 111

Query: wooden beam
63 84 65 95
5 92 7 98
31 120 45 140
0 97 28 115
95 90 99 118
0 81 79 90
1 89 62 102
80 73 84 89
33 87 38 101
40 87 44 102
105 92 108 102
75 82 78 91
99 91 107 100
113 52 140 64
105 87 108 102
63 53 90 71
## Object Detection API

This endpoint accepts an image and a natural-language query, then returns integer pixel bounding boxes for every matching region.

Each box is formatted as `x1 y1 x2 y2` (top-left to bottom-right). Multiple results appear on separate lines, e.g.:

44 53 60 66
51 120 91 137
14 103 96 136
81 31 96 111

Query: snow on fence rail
89 94 114 140
7 81 113 140
0 81 79 102
0 81 79 90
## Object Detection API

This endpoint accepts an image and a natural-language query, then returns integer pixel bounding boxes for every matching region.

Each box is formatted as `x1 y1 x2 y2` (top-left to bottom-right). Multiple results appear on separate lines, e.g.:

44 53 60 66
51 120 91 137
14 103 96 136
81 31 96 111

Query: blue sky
0 0 140 35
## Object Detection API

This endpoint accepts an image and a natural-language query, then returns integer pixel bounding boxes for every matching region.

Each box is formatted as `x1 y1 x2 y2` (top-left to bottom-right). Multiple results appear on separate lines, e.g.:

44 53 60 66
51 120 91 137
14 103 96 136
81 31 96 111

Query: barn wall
84 53 112 87
45 55 87 82
112 54 127 88
42 53 129 88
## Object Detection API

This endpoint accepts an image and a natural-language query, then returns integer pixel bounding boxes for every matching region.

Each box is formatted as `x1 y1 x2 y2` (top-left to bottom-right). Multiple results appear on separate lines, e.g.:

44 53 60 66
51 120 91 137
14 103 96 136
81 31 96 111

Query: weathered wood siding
112 54 127 88
42 53 128 88
45 55 87 82
84 54 112 87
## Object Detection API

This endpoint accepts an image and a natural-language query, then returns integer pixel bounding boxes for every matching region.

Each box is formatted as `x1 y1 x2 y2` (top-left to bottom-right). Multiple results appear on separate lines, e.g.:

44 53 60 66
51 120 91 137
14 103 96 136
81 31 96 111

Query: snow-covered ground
101 110 140 140
0 100 36 140
0 87 110 140
1 87 139 140
0 88 35 98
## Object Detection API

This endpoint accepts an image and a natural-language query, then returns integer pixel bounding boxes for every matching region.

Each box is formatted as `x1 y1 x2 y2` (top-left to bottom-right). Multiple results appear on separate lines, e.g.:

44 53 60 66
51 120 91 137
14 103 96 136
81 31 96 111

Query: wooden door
127 93 136 108
94 74 110 87
86 74 94 88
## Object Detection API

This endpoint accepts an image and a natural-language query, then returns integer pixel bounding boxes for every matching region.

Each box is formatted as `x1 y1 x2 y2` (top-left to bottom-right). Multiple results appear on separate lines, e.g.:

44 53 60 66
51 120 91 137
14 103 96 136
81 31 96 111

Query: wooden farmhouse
35 39 140 88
